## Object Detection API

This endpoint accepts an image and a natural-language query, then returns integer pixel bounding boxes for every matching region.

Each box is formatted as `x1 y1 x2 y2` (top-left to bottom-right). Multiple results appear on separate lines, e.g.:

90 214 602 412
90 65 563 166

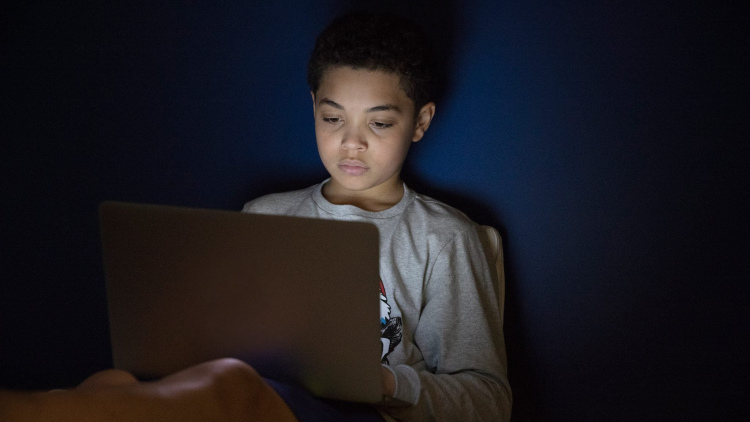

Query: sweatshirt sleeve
378 229 512 421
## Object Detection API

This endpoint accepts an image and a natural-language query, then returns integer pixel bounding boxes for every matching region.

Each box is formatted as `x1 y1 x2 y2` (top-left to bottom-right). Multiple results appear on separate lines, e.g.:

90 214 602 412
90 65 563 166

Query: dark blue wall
2 1 746 420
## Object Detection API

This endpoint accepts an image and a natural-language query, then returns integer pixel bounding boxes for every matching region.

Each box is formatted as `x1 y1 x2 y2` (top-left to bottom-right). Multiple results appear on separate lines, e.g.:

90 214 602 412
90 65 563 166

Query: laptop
99 201 383 403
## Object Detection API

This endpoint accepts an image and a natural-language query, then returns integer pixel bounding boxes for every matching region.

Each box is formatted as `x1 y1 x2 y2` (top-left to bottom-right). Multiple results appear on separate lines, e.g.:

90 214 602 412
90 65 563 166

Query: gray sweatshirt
242 181 511 421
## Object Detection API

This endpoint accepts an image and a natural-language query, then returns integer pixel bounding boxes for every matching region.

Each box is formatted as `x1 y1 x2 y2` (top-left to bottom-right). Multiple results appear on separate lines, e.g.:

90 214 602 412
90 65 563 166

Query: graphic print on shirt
380 279 402 364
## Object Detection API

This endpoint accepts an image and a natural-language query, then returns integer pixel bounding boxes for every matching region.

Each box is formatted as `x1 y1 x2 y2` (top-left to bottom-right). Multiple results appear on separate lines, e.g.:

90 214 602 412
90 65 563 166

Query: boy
243 12 511 421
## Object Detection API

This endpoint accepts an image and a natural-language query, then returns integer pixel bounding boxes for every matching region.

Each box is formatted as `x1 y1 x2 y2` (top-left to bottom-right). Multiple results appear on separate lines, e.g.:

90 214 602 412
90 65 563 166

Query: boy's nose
341 130 367 151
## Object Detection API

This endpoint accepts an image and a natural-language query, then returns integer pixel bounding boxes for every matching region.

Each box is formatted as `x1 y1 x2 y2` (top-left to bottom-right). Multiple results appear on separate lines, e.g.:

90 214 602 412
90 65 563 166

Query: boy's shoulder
405 187 479 235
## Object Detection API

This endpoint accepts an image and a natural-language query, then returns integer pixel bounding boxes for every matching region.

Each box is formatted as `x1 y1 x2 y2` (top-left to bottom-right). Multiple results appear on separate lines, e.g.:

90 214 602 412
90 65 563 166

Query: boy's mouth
338 160 368 176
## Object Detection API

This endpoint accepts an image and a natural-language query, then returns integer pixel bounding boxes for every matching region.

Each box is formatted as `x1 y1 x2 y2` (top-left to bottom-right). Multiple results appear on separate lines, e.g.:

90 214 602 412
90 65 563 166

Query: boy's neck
322 179 405 212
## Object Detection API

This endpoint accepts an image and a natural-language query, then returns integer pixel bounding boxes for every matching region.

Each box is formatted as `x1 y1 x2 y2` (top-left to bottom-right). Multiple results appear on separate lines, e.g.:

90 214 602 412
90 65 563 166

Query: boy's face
313 66 434 209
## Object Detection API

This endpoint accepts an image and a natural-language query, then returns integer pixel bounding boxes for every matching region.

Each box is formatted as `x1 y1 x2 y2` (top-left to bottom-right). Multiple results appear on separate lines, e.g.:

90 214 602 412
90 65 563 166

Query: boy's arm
379 229 512 421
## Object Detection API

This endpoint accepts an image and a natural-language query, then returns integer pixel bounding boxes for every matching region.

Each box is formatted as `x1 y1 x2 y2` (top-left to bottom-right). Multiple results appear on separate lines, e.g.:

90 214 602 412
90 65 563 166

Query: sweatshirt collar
311 178 412 219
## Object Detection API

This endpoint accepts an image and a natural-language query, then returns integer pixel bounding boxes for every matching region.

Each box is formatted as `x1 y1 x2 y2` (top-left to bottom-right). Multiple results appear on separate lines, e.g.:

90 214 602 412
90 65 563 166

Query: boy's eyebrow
319 98 402 113
319 98 344 109
366 104 401 113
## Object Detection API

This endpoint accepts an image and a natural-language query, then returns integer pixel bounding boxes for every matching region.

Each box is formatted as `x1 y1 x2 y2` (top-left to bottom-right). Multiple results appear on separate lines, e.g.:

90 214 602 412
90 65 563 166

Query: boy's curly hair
307 12 436 112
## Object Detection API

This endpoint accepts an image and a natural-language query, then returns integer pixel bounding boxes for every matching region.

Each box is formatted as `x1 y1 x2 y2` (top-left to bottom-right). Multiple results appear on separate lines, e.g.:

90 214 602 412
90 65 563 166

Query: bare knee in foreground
0 359 298 422
163 358 296 422
76 368 138 390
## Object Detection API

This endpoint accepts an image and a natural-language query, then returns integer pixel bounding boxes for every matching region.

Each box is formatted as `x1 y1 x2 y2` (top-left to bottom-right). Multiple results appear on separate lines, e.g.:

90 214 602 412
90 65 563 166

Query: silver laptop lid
99 202 382 403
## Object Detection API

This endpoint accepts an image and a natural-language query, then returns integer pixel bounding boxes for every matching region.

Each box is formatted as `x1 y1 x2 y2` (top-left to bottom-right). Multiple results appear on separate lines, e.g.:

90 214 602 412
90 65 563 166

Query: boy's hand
381 366 396 397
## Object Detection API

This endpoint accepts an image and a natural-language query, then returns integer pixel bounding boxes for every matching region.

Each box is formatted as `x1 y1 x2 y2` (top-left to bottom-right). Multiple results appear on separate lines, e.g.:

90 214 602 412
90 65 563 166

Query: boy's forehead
316 66 414 111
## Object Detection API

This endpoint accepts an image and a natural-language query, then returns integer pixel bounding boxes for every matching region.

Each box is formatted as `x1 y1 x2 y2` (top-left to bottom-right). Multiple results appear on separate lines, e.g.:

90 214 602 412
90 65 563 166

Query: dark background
1 1 747 420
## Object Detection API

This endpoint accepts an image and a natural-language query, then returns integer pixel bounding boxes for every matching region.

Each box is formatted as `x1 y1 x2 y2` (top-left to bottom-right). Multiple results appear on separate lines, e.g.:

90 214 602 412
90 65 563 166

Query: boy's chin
328 177 374 193
331 175 402 195
327 174 388 193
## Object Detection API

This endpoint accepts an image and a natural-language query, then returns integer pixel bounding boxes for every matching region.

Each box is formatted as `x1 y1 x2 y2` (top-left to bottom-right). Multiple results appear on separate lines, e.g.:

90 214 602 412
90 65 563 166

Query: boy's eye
323 117 341 124
371 122 393 129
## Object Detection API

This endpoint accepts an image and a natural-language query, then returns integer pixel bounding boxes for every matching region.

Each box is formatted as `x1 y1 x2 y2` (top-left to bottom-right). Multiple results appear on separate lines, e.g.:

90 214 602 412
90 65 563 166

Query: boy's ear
310 91 316 115
412 102 436 143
